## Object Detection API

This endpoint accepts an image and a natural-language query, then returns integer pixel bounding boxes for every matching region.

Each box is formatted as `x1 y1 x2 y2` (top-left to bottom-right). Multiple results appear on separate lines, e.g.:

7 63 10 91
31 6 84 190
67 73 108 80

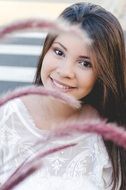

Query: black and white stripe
0 32 46 94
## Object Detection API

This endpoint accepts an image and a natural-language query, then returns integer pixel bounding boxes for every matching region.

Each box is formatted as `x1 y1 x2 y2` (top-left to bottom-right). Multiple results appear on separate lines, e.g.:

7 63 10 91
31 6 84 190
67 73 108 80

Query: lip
50 77 76 92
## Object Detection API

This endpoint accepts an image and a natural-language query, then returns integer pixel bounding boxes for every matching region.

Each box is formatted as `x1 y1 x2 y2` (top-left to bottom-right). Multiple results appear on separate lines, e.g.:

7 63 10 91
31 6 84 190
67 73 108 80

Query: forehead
53 31 92 56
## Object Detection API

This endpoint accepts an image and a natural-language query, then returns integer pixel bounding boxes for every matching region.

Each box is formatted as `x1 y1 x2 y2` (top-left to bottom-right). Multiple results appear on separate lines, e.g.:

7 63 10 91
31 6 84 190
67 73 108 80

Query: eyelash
52 47 92 69
78 60 92 69
53 48 65 57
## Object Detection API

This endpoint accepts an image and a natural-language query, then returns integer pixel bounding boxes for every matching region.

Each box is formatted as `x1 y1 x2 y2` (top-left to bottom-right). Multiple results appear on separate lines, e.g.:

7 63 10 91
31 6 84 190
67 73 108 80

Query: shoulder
20 94 42 112
20 95 43 122
0 98 19 117
79 134 112 188
0 96 34 129
77 104 101 123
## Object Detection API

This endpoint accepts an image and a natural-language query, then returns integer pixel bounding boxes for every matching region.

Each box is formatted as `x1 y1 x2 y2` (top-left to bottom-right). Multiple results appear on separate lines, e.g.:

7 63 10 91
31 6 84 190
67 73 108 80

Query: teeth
53 80 70 89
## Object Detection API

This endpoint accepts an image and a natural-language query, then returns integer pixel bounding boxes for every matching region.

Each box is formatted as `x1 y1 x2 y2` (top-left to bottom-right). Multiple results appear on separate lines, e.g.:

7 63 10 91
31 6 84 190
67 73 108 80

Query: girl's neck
21 95 99 131
43 96 79 121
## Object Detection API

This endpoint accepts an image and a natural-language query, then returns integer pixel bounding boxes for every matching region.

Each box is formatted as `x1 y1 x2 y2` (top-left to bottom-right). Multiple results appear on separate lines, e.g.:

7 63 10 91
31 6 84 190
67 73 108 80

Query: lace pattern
0 99 112 189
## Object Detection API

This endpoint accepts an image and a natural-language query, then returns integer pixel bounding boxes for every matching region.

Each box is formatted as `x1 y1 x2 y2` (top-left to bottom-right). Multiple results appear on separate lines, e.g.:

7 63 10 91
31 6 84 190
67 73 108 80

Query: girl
34 2 126 189
0 2 126 190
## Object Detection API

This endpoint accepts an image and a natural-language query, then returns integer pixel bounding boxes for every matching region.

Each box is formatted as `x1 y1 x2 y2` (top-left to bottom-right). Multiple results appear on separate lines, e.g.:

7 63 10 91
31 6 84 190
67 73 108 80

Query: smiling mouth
50 77 76 91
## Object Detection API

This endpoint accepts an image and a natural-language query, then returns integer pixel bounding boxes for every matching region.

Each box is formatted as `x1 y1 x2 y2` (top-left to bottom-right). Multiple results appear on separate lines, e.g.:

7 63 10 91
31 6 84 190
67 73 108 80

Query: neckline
15 98 49 138
13 98 98 144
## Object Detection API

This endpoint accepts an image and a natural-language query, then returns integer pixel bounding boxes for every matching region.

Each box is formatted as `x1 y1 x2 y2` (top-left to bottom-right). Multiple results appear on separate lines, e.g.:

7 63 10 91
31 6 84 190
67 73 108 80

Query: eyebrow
53 42 67 51
53 42 91 60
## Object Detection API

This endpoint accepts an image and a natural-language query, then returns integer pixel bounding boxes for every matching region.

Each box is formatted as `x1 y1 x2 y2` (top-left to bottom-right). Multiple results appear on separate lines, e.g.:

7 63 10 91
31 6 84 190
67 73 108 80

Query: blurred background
0 0 126 94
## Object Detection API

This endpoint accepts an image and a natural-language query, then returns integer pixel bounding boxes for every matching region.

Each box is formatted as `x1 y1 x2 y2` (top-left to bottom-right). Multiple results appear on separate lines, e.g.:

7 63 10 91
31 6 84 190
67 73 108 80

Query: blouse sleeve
92 136 113 189
59 133 113 189
77 134 113 189
0 103 9 185
0 101 20 185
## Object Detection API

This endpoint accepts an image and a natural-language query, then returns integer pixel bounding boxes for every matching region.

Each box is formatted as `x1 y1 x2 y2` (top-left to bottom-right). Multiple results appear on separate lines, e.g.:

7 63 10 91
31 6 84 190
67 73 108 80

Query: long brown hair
34 3 126 189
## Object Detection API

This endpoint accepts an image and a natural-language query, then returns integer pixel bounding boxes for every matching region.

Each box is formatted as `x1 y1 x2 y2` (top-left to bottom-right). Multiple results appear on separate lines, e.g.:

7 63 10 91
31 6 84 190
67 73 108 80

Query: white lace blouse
0 98 113 190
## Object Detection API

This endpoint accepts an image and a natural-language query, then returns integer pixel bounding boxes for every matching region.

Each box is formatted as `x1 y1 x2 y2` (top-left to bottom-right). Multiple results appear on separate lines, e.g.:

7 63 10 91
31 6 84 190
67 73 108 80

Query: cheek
79 71 96 89
40 57 49 82
42 55 51 70
40 55 56 81
40 65 45 81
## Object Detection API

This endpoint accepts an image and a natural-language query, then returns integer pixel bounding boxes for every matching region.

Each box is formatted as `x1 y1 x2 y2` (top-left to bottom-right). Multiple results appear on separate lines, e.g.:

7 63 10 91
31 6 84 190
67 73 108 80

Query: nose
56 59 75 79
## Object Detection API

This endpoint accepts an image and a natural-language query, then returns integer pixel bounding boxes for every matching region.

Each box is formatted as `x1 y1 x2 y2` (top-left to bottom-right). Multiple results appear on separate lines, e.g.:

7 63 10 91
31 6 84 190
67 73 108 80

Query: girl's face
41 31 96 100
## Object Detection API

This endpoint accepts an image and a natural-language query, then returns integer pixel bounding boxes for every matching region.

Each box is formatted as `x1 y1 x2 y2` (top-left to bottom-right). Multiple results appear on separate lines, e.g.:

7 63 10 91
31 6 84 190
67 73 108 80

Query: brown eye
54 48 65 57
79 60 92 69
